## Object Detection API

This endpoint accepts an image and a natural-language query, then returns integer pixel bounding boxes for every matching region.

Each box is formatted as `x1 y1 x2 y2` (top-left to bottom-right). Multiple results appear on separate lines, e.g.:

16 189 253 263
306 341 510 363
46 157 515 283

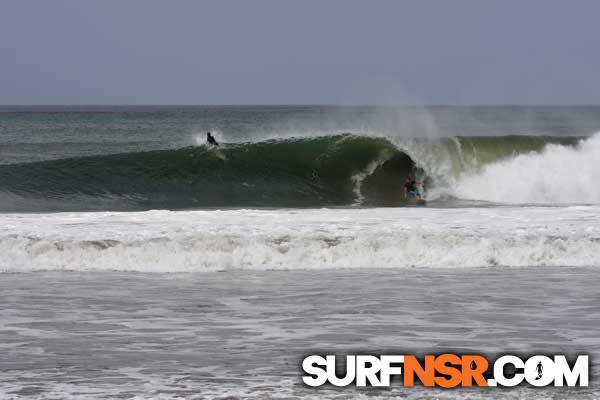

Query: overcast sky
2 0 599 105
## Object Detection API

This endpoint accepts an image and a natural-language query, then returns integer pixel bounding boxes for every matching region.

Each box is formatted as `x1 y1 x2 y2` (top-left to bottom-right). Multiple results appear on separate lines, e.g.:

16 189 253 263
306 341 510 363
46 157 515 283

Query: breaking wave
454 134 600 204
0 132 595 211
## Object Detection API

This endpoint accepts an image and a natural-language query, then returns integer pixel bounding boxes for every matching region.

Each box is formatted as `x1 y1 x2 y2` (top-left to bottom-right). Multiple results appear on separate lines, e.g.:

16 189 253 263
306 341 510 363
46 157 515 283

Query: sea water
0 106 599 399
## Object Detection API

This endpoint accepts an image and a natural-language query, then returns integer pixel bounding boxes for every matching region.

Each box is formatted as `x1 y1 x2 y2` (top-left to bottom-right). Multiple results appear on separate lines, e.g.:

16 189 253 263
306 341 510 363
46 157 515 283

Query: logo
302 354 589 388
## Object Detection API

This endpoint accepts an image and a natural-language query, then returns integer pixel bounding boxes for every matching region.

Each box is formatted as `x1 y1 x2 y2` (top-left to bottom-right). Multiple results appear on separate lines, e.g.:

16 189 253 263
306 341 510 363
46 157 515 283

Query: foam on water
453 133 600 204
1 207 599 273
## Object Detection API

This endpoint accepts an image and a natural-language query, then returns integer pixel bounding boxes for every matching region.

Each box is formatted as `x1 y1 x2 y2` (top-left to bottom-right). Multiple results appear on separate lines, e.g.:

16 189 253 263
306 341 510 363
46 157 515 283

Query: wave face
0 133 593 211
1 207 599 272
0 135 417 211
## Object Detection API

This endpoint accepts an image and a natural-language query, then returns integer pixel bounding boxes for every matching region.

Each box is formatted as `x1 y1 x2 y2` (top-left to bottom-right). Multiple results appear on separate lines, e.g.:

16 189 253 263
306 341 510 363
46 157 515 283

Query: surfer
206 132 219 146
403 177 422 200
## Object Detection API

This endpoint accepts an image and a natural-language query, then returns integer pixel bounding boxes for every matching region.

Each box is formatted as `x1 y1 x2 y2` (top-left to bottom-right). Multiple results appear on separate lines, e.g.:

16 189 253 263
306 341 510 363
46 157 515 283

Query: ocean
1 105 599 399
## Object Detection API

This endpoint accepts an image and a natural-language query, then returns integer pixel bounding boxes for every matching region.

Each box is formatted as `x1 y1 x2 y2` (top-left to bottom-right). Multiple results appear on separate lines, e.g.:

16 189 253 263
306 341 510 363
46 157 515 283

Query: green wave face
0 134 583 211
0 135 416 211
445 135 581 175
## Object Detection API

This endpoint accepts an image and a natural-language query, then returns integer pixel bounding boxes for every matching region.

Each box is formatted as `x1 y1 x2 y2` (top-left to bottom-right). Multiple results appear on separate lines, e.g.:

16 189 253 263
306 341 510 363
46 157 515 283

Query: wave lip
1 207 599 273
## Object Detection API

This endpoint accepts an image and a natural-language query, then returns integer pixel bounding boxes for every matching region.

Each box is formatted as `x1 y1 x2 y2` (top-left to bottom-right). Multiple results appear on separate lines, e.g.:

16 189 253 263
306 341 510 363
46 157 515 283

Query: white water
453 133 600 204
1 207 599 273
351 152 391 205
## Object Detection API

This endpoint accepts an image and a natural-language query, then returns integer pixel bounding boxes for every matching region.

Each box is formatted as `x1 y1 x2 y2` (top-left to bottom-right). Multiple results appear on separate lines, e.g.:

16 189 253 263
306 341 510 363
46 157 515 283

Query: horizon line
2 103 600 108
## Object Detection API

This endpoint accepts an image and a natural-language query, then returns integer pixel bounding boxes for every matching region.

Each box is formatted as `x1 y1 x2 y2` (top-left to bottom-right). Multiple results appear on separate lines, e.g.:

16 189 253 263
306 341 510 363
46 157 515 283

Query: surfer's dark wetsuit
404 179 421 199
206 132 219 146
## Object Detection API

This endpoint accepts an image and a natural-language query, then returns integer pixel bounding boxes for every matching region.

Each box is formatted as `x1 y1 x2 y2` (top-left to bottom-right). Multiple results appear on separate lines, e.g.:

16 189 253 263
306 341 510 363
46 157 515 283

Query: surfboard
211 148 227 160
406 198 426 206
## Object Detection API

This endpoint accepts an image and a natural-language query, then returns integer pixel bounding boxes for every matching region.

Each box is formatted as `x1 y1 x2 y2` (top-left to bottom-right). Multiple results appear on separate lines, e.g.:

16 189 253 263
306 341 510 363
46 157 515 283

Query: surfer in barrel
403 176 423 200
206 132 219 146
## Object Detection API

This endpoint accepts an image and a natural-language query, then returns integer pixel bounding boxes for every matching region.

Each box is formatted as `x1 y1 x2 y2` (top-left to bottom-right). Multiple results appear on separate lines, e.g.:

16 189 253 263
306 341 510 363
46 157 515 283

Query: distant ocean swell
0 133 597 211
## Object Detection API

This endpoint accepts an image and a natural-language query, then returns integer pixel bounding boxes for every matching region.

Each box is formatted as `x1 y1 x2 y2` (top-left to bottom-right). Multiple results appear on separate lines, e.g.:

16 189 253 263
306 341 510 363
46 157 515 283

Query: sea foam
1 207 598 273
453 133 600 204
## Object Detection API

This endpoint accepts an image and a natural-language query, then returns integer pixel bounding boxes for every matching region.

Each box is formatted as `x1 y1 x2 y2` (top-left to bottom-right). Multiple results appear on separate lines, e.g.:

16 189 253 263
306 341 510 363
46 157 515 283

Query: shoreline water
1 266 598 398
1 206 599 273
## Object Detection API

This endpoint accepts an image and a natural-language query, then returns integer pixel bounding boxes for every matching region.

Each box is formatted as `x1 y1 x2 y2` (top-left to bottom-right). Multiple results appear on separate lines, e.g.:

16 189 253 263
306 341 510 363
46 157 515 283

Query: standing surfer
206 132 219 146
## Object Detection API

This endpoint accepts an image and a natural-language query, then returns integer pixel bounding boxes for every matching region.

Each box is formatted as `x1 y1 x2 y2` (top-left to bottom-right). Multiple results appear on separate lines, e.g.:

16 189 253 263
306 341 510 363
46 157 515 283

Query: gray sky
2 0 599 105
